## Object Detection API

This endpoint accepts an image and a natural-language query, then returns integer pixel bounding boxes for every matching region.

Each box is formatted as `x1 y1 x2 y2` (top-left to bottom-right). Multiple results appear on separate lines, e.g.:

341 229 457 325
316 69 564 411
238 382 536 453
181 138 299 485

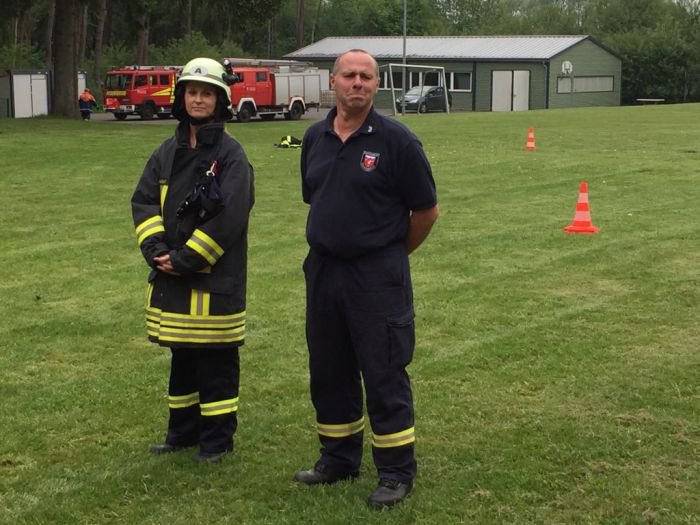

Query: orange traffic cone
525 127 536 151
564 182 599 234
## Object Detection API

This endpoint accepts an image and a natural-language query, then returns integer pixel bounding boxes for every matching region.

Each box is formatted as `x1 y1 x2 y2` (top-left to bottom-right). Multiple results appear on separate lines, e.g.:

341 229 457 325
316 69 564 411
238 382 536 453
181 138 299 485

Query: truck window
160 74 169 85
256 72 267 82
149 74 158 85
134 75 147 87
105 73 133 89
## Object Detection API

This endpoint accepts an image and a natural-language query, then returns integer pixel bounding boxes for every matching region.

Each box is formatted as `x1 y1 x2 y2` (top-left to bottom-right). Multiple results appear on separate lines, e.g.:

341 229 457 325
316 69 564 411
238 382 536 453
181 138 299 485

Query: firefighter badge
360 151 380 172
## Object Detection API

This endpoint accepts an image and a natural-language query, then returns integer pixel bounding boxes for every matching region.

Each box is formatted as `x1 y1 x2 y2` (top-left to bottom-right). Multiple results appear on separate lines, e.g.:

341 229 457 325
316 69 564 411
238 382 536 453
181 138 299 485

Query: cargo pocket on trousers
387 308 415 368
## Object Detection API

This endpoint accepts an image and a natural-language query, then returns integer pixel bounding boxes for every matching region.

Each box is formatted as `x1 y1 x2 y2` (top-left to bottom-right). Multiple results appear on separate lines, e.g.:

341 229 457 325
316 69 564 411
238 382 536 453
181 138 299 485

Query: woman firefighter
131 57 254 463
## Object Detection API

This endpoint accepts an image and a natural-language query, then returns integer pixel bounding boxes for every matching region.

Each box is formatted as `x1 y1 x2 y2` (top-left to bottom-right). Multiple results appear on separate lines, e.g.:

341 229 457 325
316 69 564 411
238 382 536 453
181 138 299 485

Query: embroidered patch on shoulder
360 151 380 172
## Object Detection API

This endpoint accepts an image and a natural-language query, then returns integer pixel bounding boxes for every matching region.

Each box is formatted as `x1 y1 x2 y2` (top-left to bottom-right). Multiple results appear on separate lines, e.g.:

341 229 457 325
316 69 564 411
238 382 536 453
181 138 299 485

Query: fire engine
226 59 329 122
102 60 329 122
102 65 181 120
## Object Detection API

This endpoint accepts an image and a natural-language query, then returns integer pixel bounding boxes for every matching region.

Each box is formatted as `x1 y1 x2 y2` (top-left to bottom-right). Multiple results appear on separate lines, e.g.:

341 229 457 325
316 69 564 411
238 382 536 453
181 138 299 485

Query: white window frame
449 71 472 93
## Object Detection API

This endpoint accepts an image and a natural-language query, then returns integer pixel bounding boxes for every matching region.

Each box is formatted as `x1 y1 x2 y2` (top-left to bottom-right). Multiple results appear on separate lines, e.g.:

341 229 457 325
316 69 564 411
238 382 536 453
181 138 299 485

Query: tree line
2 0 699 117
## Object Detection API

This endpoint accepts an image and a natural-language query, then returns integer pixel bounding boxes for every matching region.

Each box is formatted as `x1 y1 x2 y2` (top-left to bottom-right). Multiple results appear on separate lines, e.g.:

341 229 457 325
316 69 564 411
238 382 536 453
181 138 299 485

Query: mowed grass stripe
0 105 698 524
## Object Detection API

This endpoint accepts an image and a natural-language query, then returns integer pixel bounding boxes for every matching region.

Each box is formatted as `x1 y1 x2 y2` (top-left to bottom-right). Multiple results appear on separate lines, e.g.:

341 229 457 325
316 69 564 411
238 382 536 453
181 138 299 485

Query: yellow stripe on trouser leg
371 426 415 448
317 417 365 438
201 397 239 416
168 392 200 409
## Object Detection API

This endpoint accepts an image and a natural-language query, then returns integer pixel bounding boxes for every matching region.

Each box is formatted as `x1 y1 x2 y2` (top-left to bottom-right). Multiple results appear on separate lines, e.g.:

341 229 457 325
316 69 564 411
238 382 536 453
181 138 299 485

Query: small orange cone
564 182 599 234
525 127 536 151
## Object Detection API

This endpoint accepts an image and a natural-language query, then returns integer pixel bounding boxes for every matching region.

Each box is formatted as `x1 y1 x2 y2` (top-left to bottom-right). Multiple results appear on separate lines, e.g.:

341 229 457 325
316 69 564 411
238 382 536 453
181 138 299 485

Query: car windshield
405 86 435 96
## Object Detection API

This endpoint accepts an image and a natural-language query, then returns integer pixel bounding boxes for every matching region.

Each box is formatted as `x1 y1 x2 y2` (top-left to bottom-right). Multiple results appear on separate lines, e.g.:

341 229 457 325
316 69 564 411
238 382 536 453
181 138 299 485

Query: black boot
149 443 193 455
367 479 413 508
192 450 231 464
293 462 359 485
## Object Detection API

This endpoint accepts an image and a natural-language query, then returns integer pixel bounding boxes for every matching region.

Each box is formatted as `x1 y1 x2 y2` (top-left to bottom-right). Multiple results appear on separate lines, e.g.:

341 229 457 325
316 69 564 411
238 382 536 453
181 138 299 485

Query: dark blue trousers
304 244 417 482
165 347 240 454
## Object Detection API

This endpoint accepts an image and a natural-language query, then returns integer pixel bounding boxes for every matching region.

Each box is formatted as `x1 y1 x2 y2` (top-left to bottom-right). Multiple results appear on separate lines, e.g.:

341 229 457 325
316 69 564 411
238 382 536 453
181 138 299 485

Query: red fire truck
102 60 329 122
226 59 329 122
102 65 181 120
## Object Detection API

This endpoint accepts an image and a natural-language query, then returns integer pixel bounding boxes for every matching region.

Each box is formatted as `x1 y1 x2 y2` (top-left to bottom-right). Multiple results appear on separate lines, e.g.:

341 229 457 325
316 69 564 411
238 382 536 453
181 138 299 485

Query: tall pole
401 0 407 115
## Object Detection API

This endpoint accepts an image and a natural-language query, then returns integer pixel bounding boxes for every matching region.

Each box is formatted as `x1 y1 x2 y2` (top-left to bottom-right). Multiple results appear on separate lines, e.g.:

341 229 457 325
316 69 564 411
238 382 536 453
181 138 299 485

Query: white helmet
172 57 235 121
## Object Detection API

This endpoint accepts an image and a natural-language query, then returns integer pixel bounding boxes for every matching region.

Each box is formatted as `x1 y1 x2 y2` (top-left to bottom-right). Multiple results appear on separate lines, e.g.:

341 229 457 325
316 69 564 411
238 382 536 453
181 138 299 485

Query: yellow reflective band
168 392 200 409
317 417 365 438
148 309 245 327
152 87 172 97
160 184 168 213
372 427 416 448
155 327 245 344
144 306 246 344
201 397 239 416
190 289 211 316
186 229 224 266
145 283 154 310
136 215 165 245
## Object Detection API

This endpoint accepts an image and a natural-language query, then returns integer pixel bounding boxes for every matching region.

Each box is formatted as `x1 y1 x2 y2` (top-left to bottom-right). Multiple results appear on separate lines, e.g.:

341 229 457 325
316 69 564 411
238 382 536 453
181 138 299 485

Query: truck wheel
237 104 253 123
141 103 155 120
114 113 127 121
288 102 303 121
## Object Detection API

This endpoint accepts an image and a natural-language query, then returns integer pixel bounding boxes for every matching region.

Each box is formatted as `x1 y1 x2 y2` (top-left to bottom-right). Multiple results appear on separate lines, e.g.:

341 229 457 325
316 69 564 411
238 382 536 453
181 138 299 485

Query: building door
491 70 530 112
13 73 49 118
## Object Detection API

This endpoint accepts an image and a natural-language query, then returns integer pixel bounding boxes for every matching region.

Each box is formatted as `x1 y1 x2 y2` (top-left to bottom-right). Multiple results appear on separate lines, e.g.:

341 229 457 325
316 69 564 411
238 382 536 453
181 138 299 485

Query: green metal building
285 35 622 112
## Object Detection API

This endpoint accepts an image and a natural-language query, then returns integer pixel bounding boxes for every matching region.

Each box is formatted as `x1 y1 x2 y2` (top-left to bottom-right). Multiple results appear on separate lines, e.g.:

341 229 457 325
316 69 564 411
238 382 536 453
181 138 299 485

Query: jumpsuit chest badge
360 151 380 172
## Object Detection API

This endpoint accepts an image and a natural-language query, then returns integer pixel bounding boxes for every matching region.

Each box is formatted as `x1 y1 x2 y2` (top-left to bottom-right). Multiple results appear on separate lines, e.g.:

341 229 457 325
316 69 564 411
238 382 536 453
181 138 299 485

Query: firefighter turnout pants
165 347 240 455
303 244 417 482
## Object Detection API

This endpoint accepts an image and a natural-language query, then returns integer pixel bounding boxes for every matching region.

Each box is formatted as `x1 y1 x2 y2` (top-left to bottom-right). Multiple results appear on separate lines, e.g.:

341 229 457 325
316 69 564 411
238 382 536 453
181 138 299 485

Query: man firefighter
294 49 439 508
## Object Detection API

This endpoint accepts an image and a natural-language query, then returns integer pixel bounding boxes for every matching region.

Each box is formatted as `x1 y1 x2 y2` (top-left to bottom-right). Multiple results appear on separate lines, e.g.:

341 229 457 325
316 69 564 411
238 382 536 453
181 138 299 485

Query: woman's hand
154 254 178 274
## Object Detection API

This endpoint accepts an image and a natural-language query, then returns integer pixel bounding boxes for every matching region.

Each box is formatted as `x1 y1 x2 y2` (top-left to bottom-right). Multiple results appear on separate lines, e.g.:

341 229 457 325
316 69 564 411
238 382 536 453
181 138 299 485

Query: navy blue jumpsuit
301 107 437 482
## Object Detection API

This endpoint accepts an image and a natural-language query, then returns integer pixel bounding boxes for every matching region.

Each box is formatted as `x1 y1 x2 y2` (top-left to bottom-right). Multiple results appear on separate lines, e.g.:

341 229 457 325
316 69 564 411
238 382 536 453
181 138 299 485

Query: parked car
395 85 452 113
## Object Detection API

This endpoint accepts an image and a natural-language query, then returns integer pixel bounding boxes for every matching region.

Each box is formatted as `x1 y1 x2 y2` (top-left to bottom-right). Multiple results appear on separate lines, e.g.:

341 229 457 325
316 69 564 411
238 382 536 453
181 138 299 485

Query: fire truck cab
103 65 180 120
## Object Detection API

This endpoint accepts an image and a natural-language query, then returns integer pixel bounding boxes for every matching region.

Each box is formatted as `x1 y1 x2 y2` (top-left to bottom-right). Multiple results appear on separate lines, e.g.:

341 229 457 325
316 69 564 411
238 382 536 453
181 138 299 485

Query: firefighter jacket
131 121 255 349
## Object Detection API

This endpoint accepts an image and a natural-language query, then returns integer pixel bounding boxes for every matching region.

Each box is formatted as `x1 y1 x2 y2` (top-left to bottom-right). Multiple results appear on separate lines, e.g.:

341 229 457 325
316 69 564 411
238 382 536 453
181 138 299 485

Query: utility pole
401 0 407 115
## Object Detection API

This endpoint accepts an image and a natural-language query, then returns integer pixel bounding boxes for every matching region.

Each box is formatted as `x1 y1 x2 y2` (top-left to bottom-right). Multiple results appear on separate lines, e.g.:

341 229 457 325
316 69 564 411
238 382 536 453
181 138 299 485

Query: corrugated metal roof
285 35 590 61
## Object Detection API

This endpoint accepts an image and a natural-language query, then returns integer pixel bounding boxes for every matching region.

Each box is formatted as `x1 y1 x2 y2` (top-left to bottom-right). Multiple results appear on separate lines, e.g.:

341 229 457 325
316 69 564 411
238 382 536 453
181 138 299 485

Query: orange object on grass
525 127 536 151
564 182 599 234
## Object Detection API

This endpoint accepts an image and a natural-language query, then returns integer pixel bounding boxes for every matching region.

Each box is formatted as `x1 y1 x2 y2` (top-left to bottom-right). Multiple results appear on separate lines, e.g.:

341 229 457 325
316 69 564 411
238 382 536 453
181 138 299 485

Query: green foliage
101 43 142 71
1 104 699 523
585 0 699 103
148 31 243 66
0 43 44 70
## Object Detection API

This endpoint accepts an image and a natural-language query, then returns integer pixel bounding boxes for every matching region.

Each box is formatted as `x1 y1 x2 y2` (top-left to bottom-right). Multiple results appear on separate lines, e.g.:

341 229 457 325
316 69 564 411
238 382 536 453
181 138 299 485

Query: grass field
1 104 698 524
